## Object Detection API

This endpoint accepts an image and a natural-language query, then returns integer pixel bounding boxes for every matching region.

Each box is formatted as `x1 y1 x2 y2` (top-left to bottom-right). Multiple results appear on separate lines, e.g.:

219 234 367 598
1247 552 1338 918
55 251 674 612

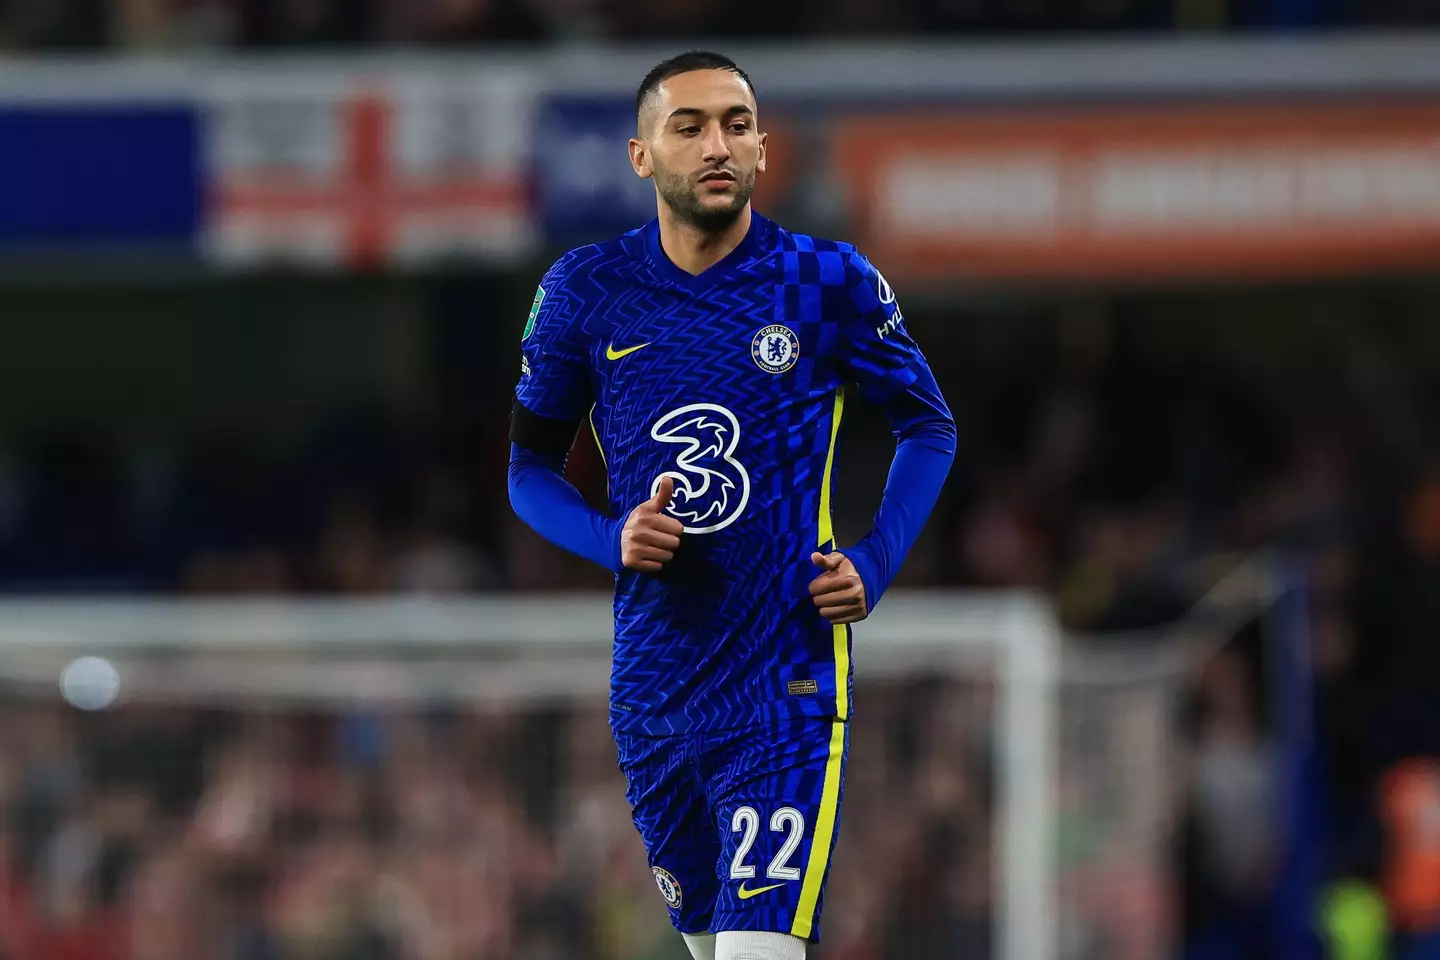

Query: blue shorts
614 716 849 943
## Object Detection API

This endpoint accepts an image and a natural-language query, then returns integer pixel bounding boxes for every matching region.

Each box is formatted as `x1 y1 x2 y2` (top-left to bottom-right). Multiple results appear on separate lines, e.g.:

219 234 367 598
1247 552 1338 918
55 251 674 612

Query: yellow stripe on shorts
790 719 845 941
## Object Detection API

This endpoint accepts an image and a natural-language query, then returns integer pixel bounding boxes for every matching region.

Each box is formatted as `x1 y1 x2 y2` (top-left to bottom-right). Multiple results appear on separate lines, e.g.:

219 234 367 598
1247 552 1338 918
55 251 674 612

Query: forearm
847 372 957 609
508 443 624 573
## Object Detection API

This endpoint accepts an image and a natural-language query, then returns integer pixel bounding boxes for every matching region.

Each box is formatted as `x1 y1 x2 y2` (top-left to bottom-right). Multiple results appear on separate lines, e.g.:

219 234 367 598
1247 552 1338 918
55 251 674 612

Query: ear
757 130 768 174
629 137 654 180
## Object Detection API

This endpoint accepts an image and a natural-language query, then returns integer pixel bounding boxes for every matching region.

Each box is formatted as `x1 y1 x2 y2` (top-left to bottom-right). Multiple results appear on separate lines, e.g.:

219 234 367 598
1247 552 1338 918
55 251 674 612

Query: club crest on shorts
752 324 799 374
652 866 683 908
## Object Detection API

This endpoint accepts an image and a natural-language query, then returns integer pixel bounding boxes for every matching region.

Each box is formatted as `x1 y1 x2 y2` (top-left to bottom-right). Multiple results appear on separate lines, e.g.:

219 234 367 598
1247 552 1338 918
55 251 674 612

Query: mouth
698 170 736 185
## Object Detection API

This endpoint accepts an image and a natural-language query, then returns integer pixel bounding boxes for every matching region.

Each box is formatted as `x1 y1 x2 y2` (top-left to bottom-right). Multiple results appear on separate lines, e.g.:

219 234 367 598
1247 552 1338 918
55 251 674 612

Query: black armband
509 400 581 458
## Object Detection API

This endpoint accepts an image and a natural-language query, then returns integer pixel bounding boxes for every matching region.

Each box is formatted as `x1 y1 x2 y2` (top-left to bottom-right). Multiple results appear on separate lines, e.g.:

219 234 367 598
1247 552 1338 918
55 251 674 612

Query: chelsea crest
652 866 683 908
751 324 799 374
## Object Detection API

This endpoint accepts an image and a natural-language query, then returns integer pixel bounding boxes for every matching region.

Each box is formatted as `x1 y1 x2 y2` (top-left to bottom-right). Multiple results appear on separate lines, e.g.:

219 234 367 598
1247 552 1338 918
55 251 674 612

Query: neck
657 204 752 276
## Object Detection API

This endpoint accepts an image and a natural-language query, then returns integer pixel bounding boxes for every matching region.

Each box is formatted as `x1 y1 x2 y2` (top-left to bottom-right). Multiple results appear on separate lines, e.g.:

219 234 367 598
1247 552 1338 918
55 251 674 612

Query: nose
701 123 730 166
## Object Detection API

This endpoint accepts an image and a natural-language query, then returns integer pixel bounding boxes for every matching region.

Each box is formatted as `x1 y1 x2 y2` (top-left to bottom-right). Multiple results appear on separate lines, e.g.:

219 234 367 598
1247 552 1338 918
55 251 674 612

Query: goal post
864 592 1059 960
0 591 1071 960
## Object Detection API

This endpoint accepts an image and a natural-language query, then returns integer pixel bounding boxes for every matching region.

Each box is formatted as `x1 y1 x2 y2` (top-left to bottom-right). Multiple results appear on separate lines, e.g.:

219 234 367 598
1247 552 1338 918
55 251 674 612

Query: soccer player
508 51 956 960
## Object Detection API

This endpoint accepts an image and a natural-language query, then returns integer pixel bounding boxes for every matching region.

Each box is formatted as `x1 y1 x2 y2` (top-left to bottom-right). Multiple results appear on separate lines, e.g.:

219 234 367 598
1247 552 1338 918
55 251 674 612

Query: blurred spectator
1181 648 1276 960
372 0 550 44
1319 878 1389 960
112 0 238 48
1377 759 1440 960
237 0 368 46
0 0 109 48
7 0 1440 49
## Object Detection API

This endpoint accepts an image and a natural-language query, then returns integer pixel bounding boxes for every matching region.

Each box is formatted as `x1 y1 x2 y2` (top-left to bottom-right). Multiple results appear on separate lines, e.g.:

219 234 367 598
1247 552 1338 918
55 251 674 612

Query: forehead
650 69 756 119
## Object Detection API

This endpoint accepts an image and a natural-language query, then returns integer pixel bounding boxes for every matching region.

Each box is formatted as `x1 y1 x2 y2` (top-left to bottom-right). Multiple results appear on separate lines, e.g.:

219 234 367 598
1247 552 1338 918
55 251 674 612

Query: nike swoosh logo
737 882 785 900
605 341 651 361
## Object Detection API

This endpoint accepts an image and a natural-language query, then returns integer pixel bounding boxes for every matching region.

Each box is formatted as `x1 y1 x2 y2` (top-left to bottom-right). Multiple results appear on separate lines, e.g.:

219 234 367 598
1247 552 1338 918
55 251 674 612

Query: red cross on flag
206 69 535 271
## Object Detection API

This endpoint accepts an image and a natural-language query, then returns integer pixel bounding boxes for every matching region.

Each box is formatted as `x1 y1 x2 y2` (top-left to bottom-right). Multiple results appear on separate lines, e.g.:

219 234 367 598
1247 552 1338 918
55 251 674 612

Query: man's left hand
809 551 869 625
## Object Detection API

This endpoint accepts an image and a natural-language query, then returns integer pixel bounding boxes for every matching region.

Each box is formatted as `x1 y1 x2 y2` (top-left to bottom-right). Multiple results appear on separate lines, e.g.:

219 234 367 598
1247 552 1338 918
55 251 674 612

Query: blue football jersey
515 213 931 735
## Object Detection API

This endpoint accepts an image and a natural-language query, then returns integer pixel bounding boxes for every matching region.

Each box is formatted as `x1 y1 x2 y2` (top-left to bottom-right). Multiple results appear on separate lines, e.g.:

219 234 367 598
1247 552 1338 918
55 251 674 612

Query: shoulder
538 236 631 290
767 223 883 289
542 220 655 284
775 228 897 322
526 234 648 342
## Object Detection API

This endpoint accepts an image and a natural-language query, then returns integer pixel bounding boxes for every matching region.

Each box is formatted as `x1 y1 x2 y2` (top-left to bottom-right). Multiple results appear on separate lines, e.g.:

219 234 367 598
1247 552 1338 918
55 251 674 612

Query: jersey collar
644 212 768 290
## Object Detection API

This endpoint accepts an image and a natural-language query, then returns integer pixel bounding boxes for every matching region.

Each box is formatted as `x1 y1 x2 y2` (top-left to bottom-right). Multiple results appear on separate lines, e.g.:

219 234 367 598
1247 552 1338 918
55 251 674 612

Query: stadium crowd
0 678 1013 960
0 0 1439 49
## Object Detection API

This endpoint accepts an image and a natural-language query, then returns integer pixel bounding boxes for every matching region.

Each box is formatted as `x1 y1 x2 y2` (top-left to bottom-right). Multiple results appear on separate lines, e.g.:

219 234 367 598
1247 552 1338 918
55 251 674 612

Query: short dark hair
635 50 754 124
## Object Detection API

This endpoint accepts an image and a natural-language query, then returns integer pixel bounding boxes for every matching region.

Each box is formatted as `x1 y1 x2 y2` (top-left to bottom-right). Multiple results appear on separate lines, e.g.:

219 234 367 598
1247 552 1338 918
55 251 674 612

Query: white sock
715 930 807 960
682 932 717 960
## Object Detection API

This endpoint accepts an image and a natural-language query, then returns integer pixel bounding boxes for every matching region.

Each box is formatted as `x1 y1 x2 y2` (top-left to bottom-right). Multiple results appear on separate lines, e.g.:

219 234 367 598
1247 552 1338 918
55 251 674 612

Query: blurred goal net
0 587 1269 960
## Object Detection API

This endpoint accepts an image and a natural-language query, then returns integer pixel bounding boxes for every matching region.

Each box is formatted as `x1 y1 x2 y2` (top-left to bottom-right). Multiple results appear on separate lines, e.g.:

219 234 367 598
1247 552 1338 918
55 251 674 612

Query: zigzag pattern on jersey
522 216 923 735
600 252 837 733
549 234 657 358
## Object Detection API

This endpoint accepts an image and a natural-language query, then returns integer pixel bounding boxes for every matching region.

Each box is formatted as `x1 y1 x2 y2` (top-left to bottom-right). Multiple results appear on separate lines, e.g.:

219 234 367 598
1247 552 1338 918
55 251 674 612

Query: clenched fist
809 551 869 625
621 476 685 573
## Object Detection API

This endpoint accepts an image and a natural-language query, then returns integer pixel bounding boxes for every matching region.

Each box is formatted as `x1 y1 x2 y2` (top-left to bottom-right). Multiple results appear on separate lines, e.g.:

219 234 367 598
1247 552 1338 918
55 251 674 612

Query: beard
653 162 757 232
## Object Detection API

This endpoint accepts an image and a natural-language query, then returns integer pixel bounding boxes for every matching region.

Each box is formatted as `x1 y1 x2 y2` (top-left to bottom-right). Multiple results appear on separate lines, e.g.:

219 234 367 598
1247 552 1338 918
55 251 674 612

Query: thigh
704 717 848 944
614 729 720 935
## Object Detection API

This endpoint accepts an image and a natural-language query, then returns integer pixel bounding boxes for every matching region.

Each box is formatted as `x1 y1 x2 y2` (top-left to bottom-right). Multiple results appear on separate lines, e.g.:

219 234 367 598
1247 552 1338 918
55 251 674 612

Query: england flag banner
204 64 537 271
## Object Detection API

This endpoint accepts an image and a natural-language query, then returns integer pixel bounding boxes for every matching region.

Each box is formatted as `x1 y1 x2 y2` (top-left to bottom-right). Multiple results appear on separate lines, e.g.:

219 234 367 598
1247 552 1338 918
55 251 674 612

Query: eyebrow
665 105 755 124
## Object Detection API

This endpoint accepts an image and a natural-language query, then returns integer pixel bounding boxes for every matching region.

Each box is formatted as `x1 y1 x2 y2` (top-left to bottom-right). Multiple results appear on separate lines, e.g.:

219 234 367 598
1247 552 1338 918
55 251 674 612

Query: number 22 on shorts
729 804 806 890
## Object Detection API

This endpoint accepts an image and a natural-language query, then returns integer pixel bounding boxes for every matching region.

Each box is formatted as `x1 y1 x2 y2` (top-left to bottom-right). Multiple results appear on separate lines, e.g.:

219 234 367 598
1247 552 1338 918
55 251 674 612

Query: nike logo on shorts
737 882 786 900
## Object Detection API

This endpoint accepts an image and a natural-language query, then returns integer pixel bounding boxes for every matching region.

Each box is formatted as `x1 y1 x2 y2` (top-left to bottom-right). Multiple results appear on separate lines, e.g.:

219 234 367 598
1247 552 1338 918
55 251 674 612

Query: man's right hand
621 475 684 573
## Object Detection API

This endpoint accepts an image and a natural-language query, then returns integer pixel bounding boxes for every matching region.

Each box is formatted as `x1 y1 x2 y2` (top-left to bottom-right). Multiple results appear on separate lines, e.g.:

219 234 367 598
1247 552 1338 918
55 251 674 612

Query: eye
678 126 701 136
729 122 750 134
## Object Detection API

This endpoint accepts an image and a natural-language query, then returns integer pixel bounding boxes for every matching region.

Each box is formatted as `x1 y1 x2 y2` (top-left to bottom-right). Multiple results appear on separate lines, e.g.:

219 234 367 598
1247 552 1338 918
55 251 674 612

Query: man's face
631 69 767 232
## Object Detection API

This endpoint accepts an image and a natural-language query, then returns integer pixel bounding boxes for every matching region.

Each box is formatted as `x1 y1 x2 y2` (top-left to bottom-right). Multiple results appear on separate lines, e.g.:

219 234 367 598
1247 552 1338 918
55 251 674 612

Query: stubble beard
655 164 757 233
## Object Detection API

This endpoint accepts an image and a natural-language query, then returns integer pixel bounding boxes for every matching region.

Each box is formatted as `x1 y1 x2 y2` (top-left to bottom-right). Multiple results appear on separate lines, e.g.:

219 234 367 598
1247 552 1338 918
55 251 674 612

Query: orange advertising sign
833 102 1440 282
